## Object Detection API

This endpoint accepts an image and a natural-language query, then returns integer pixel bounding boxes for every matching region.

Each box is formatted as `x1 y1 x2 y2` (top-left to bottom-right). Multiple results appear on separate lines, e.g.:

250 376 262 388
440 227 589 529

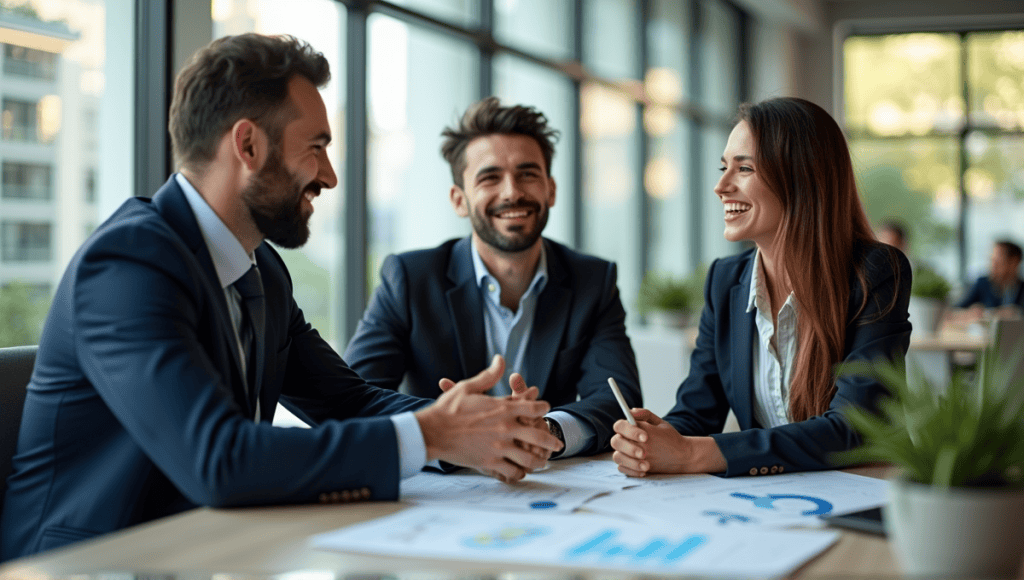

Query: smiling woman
611 97 913 478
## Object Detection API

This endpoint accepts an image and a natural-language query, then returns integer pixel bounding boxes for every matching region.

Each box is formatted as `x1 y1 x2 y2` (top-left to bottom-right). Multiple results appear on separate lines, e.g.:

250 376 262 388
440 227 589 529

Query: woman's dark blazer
663 242 912 476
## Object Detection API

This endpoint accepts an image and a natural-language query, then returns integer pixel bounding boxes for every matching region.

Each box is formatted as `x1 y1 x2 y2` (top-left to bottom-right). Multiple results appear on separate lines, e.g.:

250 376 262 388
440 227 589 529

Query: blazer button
759 467 768 475
330 491 342 503
360 487 371 499
770 466 779 474
778 466 785 473
342 490 353 502
748 468 758 476
319 493 329 504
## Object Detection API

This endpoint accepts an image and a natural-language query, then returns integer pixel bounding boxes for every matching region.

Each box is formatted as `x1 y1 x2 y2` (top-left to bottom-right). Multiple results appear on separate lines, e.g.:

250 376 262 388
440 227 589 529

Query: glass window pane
965 133 1024 279
0 0 125 347
387 0 477 27
494 54 574 246
367 15 478 290
647 112 693 276
699 0 739 118
581 82 640 318
213 0 346 345
850 137 960 281
494 0 572 61
647 0 690 105
584 0 639 81
844 33 963 136
967 31 1024 131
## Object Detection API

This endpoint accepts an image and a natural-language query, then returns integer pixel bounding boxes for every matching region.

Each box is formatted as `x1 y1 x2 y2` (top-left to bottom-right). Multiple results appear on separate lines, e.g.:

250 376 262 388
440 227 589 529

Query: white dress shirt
746 250 798 429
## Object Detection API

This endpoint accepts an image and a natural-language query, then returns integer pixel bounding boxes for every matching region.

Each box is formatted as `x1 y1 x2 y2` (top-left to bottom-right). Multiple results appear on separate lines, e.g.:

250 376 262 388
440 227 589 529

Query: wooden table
0 465 899 580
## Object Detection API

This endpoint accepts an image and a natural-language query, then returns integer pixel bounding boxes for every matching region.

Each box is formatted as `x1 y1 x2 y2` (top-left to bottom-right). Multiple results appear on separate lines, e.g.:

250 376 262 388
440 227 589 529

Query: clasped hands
610 409 728 476
414 355 563 483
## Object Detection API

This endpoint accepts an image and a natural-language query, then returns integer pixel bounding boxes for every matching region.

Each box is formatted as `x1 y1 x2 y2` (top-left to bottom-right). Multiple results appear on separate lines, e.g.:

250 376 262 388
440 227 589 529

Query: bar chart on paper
310 506 839 578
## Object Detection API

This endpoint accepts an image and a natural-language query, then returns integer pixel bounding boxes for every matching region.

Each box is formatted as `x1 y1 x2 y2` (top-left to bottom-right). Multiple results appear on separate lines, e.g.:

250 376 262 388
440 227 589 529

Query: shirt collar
175 173 256 289
470 237 548 297
747 249 798 315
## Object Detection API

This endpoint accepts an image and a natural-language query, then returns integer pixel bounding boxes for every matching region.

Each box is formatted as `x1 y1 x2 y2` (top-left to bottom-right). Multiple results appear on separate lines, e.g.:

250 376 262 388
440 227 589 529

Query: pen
607 377 637 426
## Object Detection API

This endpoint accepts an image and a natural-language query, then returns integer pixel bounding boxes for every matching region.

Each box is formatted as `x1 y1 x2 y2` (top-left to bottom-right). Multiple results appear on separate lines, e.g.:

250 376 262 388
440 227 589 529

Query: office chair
0 345 36 526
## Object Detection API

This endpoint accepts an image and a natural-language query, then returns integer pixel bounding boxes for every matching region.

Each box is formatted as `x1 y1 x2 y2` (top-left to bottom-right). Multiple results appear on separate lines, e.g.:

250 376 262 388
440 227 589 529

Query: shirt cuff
546 410 594 458
390 412 427 479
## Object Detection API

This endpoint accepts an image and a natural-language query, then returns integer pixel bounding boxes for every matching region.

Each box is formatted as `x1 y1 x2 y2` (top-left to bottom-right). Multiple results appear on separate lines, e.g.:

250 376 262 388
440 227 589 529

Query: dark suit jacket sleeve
343 254 412 391
73 231 423 507
956 277 986 308
665 248 912 476
554 261 642 455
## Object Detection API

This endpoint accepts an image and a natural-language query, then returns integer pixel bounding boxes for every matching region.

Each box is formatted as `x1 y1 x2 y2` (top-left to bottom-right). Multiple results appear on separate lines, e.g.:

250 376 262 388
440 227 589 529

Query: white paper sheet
526 455 717 491
400 469 617 513
584 469 889 529
310 505 840 579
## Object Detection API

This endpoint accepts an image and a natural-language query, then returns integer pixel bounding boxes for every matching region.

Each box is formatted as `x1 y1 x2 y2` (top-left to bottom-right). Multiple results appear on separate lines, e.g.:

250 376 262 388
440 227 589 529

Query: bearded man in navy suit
1 34 561 562
344 98 642 459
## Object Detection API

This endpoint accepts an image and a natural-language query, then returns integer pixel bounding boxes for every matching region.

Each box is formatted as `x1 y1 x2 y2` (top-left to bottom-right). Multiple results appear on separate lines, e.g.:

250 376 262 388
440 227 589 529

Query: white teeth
724 202 751 213
304 192 315 202
497 210 529 218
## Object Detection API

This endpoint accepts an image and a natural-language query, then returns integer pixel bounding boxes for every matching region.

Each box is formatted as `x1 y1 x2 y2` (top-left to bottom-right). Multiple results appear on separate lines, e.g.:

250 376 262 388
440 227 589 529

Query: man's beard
469 199 549 253
241 150 319 249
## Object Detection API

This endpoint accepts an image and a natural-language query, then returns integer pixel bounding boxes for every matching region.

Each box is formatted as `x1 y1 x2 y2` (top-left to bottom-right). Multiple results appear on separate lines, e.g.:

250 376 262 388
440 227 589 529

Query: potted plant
838 338 1024 578
908 265 952 335
638 268 705 329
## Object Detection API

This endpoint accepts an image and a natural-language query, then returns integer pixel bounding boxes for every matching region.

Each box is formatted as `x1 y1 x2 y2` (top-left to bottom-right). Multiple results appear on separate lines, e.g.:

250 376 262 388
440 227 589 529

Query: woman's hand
610 408 727 476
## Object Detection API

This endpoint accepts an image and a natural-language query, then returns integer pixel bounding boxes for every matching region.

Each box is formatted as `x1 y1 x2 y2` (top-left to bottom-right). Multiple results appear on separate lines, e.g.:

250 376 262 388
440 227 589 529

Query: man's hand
610 408 726 476
509 373 555 462
418 356 562 483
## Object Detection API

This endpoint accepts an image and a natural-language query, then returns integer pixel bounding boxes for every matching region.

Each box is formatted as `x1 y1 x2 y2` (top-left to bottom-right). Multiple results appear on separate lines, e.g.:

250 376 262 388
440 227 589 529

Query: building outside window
1 221 52 261
3 43 57 79
2 161 52 200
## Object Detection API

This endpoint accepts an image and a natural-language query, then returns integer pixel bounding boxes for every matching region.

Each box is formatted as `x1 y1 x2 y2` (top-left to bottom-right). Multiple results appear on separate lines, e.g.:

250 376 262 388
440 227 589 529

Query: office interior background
1 0 1023 351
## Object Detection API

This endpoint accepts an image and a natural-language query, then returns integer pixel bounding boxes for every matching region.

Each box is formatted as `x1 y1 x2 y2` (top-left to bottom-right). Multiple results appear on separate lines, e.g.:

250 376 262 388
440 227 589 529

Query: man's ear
230 119 267 172
547 176 557 208
450 185 469 217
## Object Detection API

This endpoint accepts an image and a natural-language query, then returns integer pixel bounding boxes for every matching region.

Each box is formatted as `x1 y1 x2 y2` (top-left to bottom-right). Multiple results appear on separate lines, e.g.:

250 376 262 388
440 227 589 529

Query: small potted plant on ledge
638 268 705 329
838 339 1024 578
908 265 952 335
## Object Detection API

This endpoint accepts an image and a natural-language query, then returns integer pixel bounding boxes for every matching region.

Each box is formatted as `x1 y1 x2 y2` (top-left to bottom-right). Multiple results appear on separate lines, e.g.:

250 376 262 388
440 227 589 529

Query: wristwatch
544 417 565 458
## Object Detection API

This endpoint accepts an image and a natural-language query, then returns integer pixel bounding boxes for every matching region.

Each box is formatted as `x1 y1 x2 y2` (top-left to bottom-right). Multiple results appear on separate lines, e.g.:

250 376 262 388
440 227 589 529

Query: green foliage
0 282 48 347
638 267 705 316
911 265 952 301
837 349 1024 489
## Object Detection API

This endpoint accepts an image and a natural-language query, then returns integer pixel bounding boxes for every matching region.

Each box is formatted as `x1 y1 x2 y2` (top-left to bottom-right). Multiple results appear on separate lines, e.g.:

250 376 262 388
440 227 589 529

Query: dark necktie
233 265 265 415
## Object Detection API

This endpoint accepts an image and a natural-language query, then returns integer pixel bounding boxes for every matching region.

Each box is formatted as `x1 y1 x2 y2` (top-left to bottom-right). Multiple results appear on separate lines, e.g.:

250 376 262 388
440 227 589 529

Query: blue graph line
731 492 833 515
702 510 755 525
565 529 708 564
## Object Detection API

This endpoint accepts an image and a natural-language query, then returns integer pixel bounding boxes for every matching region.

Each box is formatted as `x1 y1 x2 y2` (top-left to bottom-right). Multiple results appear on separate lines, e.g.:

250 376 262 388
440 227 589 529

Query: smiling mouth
724 202 751 218
493 209 532 219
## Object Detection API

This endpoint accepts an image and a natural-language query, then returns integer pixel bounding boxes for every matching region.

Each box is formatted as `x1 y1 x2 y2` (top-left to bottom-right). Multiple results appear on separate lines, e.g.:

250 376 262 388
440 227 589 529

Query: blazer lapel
152 176 254 416
525 240 570 397
445 237 488 379
729 256 756 429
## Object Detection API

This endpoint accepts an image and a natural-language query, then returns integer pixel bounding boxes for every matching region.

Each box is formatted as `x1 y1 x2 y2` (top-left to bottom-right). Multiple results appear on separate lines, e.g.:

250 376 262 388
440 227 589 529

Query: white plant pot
886 477 1024 578
647 309 690 329
908 297 945 335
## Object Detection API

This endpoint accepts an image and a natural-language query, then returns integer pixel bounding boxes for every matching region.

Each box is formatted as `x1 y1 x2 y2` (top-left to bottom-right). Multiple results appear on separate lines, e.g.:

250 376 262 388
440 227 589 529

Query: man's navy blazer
343 236 642 455
663 243 912 476
1 177 430 561
956 275 1024 309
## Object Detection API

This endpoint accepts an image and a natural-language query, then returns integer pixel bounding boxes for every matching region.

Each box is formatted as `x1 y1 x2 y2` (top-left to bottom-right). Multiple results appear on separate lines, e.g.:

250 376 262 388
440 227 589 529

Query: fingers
612 448 649 476
613 419 648 443
630 408 662 424
512 420 563 454
452 355 505 395
438 378 456 392
610 431 646 463
509 372 528 394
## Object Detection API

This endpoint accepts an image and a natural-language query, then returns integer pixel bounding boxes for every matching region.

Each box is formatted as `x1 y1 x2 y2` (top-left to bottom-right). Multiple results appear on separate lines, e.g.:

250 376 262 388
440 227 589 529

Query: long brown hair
738 97 885 421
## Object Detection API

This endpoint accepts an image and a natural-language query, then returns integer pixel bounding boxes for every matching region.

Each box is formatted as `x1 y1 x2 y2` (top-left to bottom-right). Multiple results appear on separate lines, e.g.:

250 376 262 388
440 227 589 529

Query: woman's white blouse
747 250 799 429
